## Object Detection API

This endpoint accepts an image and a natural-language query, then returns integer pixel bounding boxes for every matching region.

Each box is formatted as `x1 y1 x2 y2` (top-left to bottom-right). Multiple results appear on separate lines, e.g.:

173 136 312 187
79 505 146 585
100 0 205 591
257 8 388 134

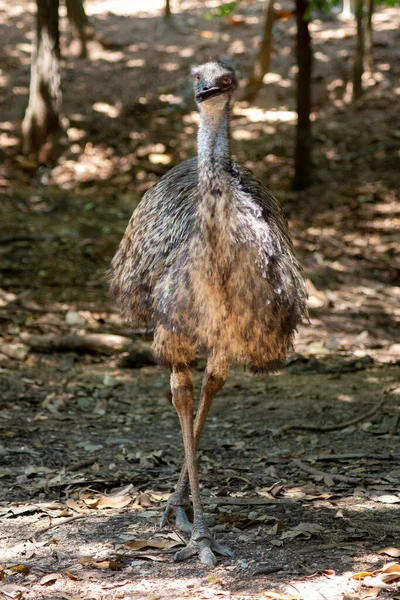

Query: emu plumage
110 61 307 565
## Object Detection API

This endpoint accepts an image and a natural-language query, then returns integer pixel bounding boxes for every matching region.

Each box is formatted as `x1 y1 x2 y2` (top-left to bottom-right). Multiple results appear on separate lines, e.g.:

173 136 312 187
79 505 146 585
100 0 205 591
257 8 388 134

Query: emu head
192 61 237 112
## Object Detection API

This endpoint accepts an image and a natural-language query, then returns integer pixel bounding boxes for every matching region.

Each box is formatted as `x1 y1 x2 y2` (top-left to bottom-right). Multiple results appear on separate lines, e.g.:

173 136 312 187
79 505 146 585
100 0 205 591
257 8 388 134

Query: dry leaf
138 492 152 507
361 588 380 599
0 583 28 598
374 494 400 504
82 494 131 509
123 537 181 551
352 571 374 580
81 558 121 571
95 495 132 509
9 565 31 575
66 499 88 513
263 592 301 599
40 572 61 585
281 522 324 540
123 539 149 551
378 547 400 558
377 562 400 575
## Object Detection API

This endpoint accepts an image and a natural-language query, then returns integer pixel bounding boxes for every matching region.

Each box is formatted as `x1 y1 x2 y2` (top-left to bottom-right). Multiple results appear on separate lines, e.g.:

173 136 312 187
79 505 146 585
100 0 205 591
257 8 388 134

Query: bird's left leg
170 363 232 566
161 356 229 533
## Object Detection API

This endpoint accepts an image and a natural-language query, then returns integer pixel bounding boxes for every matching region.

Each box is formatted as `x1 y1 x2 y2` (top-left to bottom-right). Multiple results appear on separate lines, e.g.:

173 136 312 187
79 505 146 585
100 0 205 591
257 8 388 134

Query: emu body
110 61 307 565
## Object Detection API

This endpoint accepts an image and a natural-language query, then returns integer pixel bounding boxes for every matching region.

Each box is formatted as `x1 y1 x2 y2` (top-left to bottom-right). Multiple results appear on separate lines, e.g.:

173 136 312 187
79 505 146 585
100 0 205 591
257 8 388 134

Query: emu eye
221 75 232 85
194 74 200 83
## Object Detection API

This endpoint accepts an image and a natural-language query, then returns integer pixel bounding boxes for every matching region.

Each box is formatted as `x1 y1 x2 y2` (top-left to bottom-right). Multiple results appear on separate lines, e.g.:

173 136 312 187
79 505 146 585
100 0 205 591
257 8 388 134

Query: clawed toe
160 494 193 534
174 536 234 566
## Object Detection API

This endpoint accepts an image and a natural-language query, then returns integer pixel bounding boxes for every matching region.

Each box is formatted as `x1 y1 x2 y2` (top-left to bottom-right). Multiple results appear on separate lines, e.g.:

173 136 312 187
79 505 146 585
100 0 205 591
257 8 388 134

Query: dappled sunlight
236 107 297 123
92 101 121 118
0 2 399 599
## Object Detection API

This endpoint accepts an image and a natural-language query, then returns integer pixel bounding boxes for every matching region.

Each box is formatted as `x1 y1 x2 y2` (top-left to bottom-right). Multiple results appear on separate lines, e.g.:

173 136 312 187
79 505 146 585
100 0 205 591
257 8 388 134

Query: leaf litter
0 1 399 599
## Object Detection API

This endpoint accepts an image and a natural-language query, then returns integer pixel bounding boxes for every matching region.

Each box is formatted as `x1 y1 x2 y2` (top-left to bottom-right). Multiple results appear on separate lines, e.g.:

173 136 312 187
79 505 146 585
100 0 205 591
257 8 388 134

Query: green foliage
304 0 340 20
203 1 237 20
376 0 400 6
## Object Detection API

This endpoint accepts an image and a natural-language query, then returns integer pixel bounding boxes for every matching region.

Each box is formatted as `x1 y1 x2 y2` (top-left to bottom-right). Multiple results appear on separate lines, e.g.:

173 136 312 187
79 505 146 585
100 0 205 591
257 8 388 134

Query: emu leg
161 357 229 533
169 363 232 566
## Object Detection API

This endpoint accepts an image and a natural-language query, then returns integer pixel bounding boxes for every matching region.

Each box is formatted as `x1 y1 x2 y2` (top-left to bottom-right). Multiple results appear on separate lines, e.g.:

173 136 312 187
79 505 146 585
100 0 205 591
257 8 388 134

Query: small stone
77 397 90 410
103 375 118 387
65 310 87 326
0 343 28 361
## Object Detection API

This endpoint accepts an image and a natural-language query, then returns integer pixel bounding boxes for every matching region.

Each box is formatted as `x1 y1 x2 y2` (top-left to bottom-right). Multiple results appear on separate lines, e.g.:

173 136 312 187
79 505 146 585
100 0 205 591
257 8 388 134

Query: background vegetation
0 1 399 598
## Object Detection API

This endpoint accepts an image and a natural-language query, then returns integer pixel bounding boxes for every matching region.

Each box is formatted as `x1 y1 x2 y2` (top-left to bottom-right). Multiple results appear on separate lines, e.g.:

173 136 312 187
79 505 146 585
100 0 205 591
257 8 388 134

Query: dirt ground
0 0 400 599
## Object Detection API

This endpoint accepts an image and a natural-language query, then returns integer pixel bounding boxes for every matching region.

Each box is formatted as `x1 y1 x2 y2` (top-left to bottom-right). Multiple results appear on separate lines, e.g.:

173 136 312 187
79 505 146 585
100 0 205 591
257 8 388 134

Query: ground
0 0 400 599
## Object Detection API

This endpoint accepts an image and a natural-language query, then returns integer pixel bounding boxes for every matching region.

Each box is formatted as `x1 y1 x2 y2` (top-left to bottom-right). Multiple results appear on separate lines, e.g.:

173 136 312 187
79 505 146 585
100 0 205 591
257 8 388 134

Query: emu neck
197 105 231 193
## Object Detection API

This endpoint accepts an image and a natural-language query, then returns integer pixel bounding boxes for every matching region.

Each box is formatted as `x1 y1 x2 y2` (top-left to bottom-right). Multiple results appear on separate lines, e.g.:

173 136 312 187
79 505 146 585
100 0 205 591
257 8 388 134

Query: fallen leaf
40 573 61 585
81 558 121 571
374 494 400 504
352 571 374 580
0 583 28 598
9 565 31 575
95 495 132 509
81 494 131 509
281 522 324 540
361 588 380 599
378 547 400 557
66 499 89 513
123 537 181 551
138 492 153 507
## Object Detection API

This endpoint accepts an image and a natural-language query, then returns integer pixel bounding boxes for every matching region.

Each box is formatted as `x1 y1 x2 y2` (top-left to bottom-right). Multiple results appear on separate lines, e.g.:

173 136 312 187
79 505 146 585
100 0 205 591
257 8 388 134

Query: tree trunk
21 0 63 161
341 0 353 19
241 0 275 102
292 0 312 191
65 0 91 59
352 0 365 101
364 0 374 73
165 0 172 21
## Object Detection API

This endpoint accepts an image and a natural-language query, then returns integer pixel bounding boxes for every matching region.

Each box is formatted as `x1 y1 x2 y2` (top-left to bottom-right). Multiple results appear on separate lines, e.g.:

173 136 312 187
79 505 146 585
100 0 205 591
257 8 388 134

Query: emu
109 61 307 566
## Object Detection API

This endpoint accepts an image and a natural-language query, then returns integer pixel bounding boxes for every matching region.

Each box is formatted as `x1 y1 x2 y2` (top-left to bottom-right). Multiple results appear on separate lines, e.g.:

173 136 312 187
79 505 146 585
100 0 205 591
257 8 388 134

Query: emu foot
174 534 234 567
160 492 193 534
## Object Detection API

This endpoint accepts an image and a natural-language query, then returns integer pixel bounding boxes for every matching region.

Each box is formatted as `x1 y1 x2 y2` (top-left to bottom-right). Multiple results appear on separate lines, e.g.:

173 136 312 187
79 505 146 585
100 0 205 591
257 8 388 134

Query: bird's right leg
161 356 229 533
169 362 232 565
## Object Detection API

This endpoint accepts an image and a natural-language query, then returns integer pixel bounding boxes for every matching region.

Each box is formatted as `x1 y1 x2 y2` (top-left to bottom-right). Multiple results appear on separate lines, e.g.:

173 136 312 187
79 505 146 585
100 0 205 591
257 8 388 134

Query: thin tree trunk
364 0 374 73
21 0 63 161
65 0 91 59
165 0 172 21
341 0 353 18
293 0 312 191
241 0 275 102
352 0 365 101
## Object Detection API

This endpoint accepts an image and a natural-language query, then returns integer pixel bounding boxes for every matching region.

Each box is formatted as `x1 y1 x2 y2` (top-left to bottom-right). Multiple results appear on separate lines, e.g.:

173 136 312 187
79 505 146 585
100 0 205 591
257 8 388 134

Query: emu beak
196 86 229 103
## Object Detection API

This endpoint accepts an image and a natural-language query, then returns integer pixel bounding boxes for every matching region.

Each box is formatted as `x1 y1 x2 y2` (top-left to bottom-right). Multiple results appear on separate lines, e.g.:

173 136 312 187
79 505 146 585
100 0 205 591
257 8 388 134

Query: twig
305 453 395 462
20 332 152 358
279 397 385 433
343 142 400 161
0 234 60 244
1 447 40 456
293 459 359 484
200 496 295 506
30 514 86 540
3 288 36 308
300 541 359 553
253 565 286 575
66 458 97 472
